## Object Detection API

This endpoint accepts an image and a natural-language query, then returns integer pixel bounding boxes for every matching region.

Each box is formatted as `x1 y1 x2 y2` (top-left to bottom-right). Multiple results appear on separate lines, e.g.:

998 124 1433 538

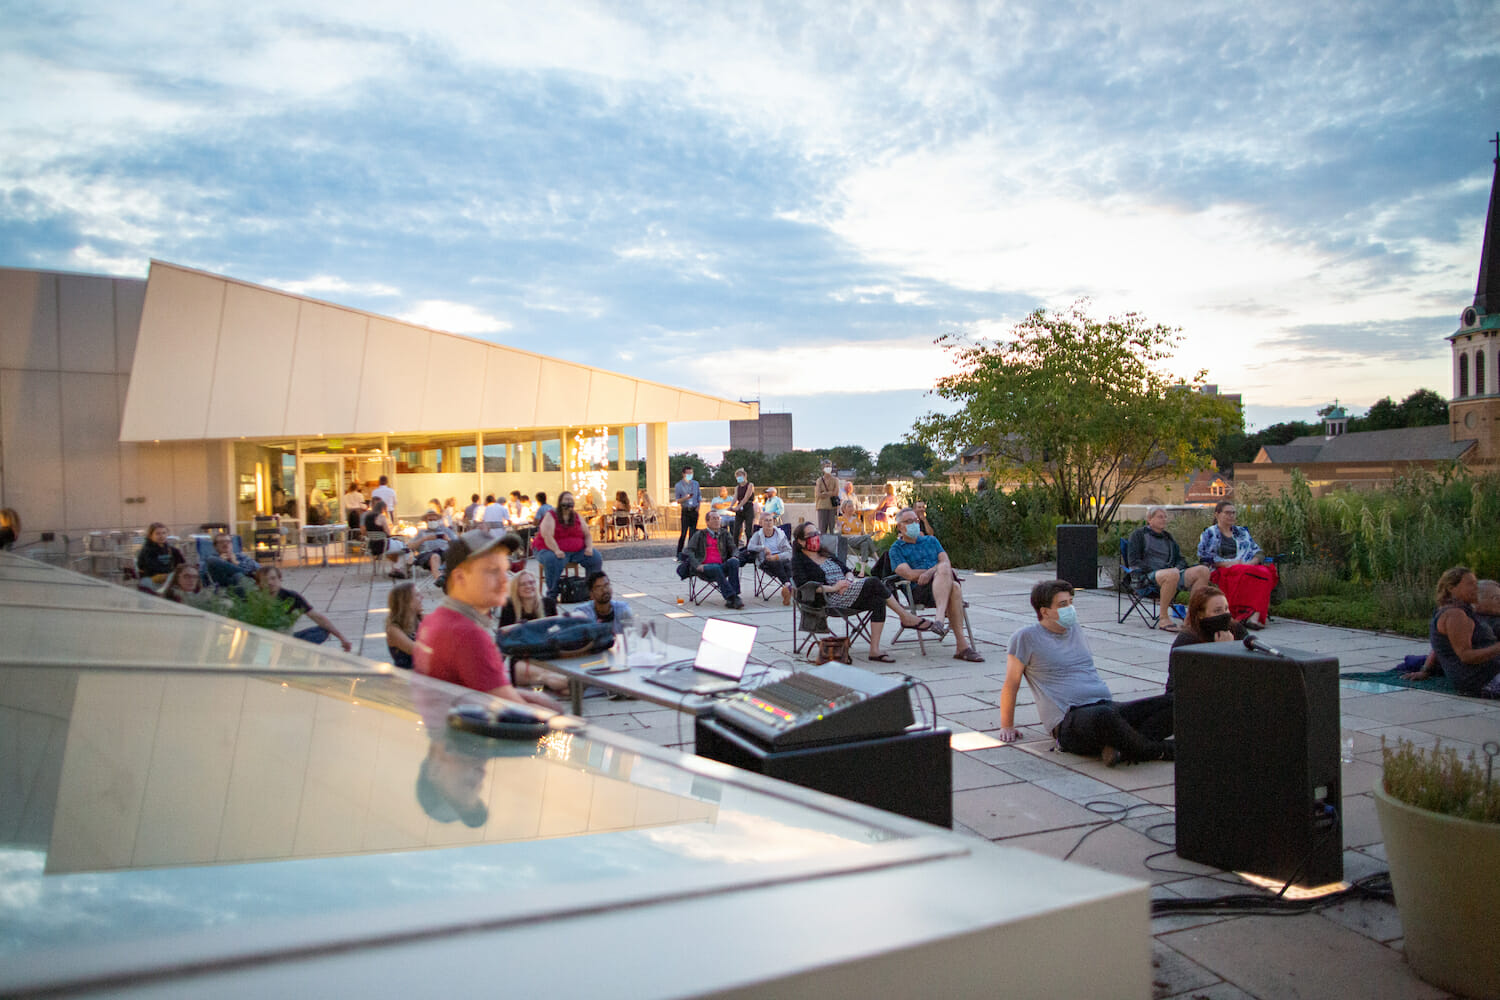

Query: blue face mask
903 522 921 539
1055 605 1078 629
683 473 693 481
736 475 745 484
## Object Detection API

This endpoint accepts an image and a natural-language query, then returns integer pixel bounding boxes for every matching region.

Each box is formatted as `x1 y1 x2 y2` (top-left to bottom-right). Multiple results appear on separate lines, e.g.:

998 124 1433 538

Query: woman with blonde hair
386 581 423 669
1423 566 1500 697
496 572 568 692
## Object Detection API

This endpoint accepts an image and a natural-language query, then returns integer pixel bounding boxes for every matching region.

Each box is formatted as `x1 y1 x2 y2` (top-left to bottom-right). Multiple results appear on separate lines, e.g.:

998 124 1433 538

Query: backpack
497 616 615 659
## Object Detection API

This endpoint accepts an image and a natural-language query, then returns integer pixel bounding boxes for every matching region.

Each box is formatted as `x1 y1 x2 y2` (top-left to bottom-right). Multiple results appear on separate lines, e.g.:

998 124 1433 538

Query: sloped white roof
120 260 755 442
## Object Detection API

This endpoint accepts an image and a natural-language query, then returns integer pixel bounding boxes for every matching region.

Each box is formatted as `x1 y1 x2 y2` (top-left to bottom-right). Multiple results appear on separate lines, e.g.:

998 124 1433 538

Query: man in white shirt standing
372 475 397 517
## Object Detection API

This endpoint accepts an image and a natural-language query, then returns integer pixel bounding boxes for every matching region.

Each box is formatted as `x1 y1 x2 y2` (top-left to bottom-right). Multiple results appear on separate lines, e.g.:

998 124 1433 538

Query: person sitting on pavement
681 511 745 609
136 522 184 586
159 564 205 604
1128 506 1211 631
761 486 784 525
790 521 934 664
203 532 260 590
495 571 569 693
570 570 634 634
1476 579 1500 635
1402 567 1500 697
386 581 423 669
888 507 984 662
1164 585 1247 693
535 491 604 600
1000 579 1175 766
1195 500 1276 629
253 566 353 651
746 512 795 605
414 531 559 710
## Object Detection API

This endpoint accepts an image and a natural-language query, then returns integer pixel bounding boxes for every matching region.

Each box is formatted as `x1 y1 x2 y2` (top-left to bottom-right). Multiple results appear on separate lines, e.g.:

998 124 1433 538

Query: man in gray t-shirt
999 579 1175 766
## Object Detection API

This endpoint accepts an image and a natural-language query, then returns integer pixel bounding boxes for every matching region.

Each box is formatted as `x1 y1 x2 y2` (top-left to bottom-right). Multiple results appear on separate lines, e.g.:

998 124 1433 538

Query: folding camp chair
791 581 874 656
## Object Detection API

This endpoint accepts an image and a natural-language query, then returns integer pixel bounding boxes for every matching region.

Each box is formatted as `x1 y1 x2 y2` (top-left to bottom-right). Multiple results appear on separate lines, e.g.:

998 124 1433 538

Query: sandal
915 619 949 638
953 647 984 663
1157 619 1180 632
867 652 895 663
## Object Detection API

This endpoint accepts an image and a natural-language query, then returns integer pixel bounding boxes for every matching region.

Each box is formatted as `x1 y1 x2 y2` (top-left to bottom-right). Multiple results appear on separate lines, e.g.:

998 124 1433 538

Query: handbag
556 574 593 604
814 635 852 665
497 616 615 660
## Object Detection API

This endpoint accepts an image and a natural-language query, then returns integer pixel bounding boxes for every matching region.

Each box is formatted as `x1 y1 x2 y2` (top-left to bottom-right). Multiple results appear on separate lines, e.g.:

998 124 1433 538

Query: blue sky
1 1 1496 463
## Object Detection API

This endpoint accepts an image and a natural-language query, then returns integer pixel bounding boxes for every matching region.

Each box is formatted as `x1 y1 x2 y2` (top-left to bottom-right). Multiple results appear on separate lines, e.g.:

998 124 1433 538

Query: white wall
0 268 228 541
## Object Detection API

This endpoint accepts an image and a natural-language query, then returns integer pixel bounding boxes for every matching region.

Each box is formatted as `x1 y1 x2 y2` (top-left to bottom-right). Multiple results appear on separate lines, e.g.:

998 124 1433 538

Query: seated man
414 531 558 710
1000 579 1175 765
761 486 785 525
253 566 352 651
412 519 455 581
745 512 794 605
888 506 983 662
680 511 744 609
481 494 510 534
569 570 634 634
1127 506 1210 631
203 532 260 590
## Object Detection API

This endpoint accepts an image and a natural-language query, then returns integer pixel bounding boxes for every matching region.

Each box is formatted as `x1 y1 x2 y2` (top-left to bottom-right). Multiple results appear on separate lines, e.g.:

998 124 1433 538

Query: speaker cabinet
1056 524 1098 588
1172 643 1343 886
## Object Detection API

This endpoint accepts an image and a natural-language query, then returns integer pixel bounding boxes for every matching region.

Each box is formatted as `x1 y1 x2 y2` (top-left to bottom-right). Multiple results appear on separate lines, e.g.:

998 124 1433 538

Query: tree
669 453 714 485
912 302 1241 526
1397 388 1448 427
768 450 826 486
714 449 769 487
825 445 874 479
876 441 938 478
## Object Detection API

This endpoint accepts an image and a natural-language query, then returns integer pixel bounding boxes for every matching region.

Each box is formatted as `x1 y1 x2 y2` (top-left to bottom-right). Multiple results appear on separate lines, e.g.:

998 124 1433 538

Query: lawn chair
1116 538 1185 629
877 551 977 654
791 581 873 656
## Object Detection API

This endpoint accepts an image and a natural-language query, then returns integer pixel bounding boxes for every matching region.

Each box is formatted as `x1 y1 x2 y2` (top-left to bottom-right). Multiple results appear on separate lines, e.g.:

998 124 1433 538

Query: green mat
1340 667 1458 696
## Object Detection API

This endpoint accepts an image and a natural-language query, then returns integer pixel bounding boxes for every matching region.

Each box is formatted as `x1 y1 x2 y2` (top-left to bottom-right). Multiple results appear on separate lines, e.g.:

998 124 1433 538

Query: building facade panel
60 371 125 531
284 302 368 437
419 333 487 433
119 266 226 442
0 269 60 371
113 277 147 373
56 273 119 375
0 369 64 533
355 317 430 434
206 283 301 439
480 348 542 430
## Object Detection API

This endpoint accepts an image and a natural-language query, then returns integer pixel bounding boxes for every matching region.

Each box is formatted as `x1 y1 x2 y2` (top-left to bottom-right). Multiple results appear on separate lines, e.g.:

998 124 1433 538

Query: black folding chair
791 581 873 656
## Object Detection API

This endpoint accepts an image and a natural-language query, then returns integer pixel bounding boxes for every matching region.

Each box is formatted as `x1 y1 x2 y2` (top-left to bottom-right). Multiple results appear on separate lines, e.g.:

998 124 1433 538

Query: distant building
1235 138 1500 495
729 411 793 457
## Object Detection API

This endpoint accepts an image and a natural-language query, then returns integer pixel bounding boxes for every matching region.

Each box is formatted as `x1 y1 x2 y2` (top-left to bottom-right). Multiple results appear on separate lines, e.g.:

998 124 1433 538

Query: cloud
397 300 512 335
265 274 400 298
675 336 963 399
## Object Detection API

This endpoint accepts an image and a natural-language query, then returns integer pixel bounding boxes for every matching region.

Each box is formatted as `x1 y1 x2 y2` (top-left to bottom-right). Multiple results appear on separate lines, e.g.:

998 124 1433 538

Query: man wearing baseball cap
414 530 559 710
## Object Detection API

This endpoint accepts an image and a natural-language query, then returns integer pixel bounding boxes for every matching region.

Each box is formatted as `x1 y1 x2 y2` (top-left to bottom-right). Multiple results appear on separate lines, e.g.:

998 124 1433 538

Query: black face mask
1200 613 1233 635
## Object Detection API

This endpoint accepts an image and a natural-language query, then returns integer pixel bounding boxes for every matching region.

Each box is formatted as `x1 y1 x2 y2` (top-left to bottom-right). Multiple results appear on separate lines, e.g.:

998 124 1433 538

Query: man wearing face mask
999 579 1175 767
888 506 983 661
814 461 841 533
674 466 702 557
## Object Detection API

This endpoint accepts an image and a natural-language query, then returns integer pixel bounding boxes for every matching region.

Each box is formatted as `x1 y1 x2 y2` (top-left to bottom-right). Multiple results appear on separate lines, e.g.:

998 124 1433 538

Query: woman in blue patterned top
1195 500 1277 629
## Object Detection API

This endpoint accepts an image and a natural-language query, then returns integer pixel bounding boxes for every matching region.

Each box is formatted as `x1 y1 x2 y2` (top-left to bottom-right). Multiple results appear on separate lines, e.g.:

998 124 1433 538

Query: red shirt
549 512 587 553
704 533 722 565
414 603 507 693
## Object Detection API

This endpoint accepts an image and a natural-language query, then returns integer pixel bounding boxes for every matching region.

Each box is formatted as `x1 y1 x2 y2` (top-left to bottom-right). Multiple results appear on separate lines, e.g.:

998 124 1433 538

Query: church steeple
1470 132 1500 320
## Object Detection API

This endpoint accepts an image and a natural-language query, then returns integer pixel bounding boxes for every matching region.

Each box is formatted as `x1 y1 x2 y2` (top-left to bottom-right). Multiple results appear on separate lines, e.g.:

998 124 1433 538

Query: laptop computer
644 618 757 695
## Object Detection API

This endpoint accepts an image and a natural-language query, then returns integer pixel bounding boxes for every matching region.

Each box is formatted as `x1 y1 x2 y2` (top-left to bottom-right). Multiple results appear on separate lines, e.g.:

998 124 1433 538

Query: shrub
220 585 300 632
1383 738 1500 824
917 484 1060 571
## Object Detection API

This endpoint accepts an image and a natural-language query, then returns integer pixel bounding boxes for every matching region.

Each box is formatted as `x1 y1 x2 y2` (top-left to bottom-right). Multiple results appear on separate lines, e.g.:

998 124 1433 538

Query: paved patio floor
281 545 1495 1000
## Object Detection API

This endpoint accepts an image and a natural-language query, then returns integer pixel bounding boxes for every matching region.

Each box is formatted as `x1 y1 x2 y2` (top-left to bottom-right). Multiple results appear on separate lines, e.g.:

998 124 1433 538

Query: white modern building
0 260 756 541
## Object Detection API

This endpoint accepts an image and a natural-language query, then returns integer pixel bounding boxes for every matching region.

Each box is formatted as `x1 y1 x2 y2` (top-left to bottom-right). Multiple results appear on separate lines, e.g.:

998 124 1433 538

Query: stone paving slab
262 550 1496 1000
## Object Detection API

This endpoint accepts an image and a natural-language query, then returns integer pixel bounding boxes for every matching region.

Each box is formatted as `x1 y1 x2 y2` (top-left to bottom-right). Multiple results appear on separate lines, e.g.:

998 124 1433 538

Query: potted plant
1374 739 1500 999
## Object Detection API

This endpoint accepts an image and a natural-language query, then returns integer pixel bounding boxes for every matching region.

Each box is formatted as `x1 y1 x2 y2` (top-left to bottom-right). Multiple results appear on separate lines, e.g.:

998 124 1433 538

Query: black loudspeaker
1173 643 1343 886
695 719 952 828
1056 524 1098 588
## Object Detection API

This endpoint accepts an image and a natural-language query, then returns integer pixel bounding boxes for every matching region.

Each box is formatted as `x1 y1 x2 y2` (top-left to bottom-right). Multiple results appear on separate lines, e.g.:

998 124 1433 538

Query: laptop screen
693 618 757 680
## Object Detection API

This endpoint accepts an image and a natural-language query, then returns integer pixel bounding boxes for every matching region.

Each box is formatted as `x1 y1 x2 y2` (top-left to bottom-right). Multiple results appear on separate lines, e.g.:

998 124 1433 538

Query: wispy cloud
398 300 512 335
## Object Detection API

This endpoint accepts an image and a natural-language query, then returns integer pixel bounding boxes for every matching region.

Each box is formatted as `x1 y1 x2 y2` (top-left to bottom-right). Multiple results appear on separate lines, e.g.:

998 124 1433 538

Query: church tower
1449 134 1500 467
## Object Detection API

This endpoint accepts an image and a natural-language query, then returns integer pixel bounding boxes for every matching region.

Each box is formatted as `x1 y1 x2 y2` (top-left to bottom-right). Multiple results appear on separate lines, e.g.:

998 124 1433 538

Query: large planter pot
1374 783 1500 999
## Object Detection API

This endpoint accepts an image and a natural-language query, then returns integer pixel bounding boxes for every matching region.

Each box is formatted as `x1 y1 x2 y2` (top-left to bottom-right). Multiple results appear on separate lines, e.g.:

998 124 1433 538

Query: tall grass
1383 738 1500 823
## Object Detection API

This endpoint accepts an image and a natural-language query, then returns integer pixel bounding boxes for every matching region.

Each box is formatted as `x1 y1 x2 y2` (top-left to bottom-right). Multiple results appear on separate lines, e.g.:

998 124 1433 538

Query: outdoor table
300 524 346 566
538 637 786 717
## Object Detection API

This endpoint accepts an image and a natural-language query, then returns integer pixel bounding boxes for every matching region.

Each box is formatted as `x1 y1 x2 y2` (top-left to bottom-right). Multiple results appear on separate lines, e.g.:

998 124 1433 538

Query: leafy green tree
714 449 769 487
669 453 714 485
913 302 1241 526
1354 396 1402 432
1396 388 1448 427
876 441 939 478
825 445 874 479
768 450 826 486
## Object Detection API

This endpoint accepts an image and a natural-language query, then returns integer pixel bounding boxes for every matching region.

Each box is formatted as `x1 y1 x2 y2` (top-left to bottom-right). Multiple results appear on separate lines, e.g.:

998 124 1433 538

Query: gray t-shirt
1007 623 1112 734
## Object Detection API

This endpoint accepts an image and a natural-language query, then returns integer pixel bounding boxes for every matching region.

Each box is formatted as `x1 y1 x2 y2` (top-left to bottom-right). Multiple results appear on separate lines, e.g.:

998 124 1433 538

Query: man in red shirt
414 530 559 710
680 511 744 609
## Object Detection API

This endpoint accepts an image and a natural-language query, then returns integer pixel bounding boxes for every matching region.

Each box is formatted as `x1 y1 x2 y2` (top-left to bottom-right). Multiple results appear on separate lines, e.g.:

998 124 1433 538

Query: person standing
342 483 367 533
730 467 756 548
674 466 701 556
371 475 397 517
814 460 840 533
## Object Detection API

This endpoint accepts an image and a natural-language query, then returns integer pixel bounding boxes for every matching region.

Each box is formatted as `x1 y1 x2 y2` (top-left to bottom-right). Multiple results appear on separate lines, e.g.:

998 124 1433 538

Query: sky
1 1 1497 464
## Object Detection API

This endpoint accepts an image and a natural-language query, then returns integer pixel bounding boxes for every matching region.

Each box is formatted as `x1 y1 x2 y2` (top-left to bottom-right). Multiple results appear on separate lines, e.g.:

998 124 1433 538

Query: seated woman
136 522 184 587
1195 500 1277 629
534 491 603 599
1128 506 1211 631
363 499 413 579
1164 585 1246 693
635 489 656 538
495 572 569 693
385 581 423 669
834 498 878 563
790 521 935 663
1417 567 1500 697
746 512 795 605
873 484 898 530
160 564 205 604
